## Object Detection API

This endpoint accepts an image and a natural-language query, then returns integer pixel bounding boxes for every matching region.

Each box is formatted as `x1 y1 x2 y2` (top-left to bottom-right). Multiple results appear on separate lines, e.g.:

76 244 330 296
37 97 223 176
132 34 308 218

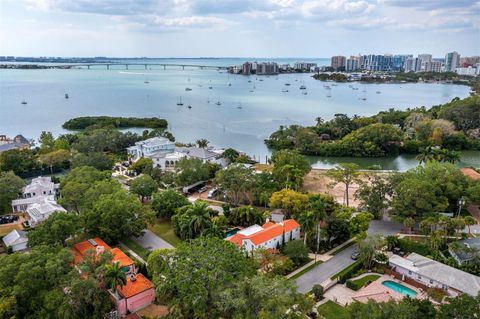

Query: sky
0 0 479 58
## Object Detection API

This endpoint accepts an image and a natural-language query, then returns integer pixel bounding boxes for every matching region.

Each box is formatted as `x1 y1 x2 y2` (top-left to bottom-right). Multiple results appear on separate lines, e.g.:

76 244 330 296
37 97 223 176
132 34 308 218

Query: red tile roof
461 167 480 181
227 219 300 247
118 273 154 298
72 237 134 268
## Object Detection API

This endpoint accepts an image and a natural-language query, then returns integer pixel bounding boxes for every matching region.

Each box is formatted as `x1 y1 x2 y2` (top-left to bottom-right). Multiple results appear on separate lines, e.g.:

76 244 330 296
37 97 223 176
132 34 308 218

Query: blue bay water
0 58 477 171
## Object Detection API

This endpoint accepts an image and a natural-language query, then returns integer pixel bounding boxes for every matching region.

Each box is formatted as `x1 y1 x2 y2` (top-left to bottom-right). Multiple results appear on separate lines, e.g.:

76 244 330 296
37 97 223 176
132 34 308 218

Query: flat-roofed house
389 253 480 297
127 137 175 160
226 219 301 252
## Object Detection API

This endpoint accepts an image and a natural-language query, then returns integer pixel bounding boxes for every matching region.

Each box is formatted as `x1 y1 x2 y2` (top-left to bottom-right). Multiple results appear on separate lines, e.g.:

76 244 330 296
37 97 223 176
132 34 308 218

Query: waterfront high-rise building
360 54 395 72
346 56 360 72
392 55 411 71
445 51 460 72
256 62 279 75
417 54 432 71
331 56 346 71
242 62 252 75
293 62 317 71
425 61 442 72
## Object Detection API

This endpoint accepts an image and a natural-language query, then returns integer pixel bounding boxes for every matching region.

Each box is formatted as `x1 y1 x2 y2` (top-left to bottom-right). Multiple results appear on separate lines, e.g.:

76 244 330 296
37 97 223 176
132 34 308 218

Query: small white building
226 219 301 252
2 229 28 252
389 253 480 297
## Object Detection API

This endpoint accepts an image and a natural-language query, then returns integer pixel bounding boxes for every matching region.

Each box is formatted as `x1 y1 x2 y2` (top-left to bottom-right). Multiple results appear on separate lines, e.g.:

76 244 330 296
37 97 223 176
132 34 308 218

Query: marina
0 59 475 170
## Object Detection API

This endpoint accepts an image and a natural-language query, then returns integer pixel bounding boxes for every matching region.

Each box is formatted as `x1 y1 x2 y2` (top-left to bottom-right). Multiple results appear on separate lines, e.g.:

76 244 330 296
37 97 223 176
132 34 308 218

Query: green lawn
347 274 380 291
122 238 151 260
317 301 348 319
149 219 182 247
289 260 323 280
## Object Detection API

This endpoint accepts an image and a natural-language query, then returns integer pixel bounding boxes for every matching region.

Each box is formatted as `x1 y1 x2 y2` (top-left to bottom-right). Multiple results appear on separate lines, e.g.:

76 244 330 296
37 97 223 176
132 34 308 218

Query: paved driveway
132 229 174 250
295 220 402 293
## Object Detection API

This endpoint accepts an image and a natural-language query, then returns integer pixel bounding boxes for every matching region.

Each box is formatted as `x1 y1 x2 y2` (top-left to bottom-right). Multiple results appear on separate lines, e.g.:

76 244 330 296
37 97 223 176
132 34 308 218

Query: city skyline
1 0 479 57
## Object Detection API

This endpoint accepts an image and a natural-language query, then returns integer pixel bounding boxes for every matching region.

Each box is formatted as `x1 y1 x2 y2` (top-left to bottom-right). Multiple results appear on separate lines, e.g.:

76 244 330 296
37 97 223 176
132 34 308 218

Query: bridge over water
59 63 230 70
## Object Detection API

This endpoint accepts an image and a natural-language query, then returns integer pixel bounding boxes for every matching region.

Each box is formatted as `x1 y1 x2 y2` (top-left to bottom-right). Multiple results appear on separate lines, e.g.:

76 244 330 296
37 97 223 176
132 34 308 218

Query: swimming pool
382 280 417 297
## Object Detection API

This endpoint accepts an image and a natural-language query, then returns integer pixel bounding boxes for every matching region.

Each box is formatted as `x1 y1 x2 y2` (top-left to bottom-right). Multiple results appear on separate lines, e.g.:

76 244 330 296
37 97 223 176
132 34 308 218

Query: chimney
96 245 105 255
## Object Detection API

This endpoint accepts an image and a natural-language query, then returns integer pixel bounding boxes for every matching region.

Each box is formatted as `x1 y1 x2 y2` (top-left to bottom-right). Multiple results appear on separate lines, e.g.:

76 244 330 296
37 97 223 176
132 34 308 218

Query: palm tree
440 149 461 164
105 262 127 298
315 117 324 127
297 211 315 246
416 146 436 164
464 216 477 236
201 220 226 238
187 202 214 237
196 138 209 148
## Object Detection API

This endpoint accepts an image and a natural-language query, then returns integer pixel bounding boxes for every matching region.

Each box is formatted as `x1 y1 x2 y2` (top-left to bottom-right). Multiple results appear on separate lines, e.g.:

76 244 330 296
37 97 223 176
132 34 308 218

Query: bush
282 240 309 266
333 260 364 284
312 284 324 300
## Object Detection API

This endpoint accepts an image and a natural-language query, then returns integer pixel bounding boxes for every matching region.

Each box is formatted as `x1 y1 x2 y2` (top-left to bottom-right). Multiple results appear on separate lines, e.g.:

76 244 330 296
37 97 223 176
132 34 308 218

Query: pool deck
353 274 427 303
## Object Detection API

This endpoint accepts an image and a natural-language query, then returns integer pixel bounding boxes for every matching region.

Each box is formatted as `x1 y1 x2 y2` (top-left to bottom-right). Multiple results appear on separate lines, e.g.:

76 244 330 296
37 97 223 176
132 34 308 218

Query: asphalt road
295 220 402 293
132 229 174 251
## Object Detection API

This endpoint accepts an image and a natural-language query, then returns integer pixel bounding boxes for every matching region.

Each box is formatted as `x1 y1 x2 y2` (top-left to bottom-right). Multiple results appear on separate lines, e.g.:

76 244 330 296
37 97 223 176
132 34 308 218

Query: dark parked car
351 251 360 260
0 215 19 225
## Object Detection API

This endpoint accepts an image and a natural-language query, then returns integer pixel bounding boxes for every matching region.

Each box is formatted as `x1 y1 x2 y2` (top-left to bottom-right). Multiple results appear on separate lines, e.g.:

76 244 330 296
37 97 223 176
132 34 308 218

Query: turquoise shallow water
382 280 417 297
0 58 477 171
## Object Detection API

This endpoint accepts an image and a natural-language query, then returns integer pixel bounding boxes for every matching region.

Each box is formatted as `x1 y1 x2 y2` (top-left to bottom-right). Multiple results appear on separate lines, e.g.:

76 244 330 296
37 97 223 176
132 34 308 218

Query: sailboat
215 99 222 106
176 97 184 106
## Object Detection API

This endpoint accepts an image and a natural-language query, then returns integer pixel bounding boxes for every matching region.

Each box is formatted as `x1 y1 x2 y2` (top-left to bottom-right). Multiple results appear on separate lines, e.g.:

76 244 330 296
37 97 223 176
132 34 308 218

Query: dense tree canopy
390 162 469 219
28 212 81 247
0 171 25 214
83 190 153 243
271 150 311 190
147 237 256 319
151 189 189 218
130 174 157 202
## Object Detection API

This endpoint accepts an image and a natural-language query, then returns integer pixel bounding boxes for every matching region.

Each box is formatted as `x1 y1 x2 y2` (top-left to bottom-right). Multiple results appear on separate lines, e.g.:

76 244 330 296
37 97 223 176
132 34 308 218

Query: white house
389 253 480 297
226 219 301 253
127 137 175 160
11 176 65 226
127 137 227 171
11 176 60 212
2 229 28 252
26 199 67 227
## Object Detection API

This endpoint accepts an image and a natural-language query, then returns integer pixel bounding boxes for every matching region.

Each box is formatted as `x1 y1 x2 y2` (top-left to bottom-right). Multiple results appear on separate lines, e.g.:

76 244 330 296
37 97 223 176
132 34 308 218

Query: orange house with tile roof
72 238 156 317
226 219 301 252
72 237 136 274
